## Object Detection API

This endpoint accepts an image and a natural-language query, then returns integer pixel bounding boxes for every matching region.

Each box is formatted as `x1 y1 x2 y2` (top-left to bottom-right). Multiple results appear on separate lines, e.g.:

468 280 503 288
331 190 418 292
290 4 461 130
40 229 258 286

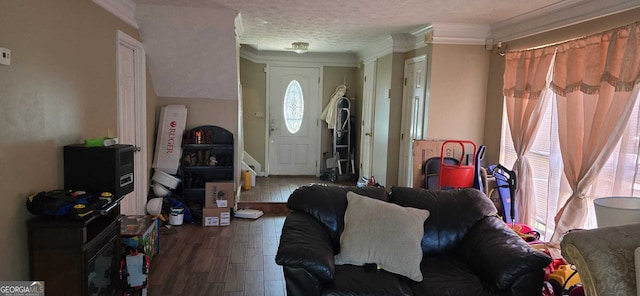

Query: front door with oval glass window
268 66 320 175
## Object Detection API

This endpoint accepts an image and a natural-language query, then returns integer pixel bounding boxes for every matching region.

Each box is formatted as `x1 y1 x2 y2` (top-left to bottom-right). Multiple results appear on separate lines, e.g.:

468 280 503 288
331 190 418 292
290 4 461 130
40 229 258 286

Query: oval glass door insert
283 80 304 134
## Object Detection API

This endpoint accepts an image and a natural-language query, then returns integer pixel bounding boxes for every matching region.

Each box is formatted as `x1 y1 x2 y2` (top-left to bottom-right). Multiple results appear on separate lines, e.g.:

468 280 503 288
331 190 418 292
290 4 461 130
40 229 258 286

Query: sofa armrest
276 211 336 282
561 223 640 296
457 216 551 292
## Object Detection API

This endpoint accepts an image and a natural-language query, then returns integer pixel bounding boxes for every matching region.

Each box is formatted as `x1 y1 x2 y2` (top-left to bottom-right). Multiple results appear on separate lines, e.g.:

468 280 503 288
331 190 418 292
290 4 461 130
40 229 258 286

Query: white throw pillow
335 191 430 282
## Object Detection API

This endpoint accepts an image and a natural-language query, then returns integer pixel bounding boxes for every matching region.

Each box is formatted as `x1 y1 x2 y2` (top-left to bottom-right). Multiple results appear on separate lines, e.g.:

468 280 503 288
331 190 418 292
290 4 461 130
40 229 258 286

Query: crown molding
391 33 416 52
240 46 358 67
92 0 138 29
492 0 640 42
427 23 491 45
409 26 432 49
357 37 394 63
234 12 244 37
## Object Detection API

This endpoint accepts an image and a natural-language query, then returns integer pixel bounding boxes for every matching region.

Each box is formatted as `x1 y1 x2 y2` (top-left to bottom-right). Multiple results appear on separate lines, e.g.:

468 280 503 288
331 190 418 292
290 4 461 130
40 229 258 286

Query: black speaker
64 144 134 199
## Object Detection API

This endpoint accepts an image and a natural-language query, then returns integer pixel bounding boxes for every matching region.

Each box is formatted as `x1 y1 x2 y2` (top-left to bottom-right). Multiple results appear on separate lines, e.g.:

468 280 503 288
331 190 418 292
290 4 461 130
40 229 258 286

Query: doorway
117 31 147 215
267 66 321 176
359 60 377 179
398 55 427 187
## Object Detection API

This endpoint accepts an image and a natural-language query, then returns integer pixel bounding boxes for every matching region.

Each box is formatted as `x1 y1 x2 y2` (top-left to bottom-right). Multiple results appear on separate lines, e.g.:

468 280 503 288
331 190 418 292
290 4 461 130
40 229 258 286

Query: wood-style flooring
148 176 354 295
240 175 356 203
148 214 286 296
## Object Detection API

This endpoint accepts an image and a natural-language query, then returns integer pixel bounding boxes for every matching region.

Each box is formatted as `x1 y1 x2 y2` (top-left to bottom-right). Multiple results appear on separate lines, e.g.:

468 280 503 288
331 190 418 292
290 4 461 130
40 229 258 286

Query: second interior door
268 66 320 175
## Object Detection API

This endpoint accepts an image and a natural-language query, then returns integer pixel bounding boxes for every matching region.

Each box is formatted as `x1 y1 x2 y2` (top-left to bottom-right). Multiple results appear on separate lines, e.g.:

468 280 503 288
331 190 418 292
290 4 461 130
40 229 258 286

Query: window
500 88 640 239
283 80 304 134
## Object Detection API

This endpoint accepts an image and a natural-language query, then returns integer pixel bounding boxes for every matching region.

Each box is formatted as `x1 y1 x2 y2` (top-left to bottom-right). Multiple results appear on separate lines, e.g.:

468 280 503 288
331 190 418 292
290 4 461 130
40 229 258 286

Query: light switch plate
0 47 10 65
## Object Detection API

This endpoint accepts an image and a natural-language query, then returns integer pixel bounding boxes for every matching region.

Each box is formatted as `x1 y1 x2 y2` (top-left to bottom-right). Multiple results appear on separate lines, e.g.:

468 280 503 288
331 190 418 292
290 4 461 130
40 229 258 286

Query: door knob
134 146 141 152
365 132 371 136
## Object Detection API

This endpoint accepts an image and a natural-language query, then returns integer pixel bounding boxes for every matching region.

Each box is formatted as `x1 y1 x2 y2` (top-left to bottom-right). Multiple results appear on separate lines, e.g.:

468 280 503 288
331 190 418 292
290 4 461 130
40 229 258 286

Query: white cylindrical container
594 197 640 227
169 207 185 225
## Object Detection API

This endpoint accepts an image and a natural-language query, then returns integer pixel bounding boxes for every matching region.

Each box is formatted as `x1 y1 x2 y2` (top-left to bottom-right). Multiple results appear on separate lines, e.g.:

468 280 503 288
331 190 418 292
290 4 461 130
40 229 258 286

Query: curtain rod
505 21 639 54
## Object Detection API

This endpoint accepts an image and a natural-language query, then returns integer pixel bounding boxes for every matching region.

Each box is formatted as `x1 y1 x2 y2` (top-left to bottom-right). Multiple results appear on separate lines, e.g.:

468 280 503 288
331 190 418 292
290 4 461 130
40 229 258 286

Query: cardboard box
202 208 231 226
205 182 235 208
412 140 465 188
152 105 187 174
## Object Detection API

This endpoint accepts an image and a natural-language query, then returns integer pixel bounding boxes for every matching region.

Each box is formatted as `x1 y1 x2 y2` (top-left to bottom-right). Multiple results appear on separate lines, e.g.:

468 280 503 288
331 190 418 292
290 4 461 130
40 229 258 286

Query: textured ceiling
135 0 573 53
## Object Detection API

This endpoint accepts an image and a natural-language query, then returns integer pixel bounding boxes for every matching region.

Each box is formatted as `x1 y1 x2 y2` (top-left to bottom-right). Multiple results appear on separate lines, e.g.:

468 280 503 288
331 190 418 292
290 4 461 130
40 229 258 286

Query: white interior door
360 60 376 179
398 56 427 187
117 31 147 215
268 66 320 175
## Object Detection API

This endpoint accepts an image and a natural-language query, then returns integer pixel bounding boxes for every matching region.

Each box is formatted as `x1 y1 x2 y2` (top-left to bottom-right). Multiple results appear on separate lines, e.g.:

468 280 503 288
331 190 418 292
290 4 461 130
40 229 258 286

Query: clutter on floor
235 208 264 219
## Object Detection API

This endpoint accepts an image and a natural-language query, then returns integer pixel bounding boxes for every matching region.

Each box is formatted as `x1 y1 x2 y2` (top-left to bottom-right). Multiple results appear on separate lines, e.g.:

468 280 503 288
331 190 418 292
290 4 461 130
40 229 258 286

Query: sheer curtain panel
546 23 640 257
503 48 555 227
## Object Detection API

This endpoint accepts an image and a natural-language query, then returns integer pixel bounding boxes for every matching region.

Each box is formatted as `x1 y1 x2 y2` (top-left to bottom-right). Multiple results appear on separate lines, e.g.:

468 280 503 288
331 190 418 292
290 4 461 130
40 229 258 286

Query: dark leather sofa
275 184 551 296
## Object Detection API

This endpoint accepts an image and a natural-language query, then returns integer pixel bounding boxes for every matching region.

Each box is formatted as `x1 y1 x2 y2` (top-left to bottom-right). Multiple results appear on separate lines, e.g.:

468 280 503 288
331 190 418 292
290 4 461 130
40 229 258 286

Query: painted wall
482 7 640 165
386 53 406 187
136 4 239 100
353 64 365 174
240 59 267 168
238 59 359 175
368 52 406 187
427 44 489 145
371 55 392 186
0 0 158 280
156 98 238 133
156 97 239 193
321 66 360 163
155 97 239 159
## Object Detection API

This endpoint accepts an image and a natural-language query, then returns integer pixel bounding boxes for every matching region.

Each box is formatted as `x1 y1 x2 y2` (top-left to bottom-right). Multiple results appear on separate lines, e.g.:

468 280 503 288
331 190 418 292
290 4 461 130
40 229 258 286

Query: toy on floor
508 223 541 242
548 264 582 296
120 246 149 296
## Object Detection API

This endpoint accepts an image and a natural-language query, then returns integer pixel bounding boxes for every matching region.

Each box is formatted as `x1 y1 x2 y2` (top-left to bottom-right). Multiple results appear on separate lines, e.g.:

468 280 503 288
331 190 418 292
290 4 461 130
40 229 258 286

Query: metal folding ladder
330 97 355 182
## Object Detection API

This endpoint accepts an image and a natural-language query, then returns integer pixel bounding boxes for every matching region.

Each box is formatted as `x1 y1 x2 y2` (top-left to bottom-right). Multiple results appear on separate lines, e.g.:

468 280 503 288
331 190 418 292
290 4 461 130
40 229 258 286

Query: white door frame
117 30 147 214
398 55 427 186
359 59 377 179
264 64 323 176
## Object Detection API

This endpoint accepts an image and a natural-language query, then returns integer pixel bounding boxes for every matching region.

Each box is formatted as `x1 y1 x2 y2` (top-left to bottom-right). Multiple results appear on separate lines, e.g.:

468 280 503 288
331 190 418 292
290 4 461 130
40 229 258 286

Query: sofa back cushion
287 184 389 251
389 187 497 254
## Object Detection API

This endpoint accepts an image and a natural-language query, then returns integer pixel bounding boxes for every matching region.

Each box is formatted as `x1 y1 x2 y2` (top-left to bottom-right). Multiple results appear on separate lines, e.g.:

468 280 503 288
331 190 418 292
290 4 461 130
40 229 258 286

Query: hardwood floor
240 175 356 203
148 214 286 296
147 176 356 295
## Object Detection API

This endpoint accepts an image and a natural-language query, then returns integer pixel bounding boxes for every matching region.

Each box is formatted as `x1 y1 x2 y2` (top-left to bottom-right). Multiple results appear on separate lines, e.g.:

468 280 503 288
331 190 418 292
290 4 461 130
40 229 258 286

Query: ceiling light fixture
291 42 309 54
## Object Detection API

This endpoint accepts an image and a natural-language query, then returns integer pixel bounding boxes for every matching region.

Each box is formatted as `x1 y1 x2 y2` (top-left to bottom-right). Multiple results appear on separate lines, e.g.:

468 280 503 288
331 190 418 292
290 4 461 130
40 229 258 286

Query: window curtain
503 48 556 227
547 22 640 257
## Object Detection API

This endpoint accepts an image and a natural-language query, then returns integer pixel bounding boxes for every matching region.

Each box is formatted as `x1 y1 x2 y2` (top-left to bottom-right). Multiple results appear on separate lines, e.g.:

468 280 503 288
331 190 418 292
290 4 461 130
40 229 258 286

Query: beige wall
156 97 238 134
0 0 158 279
156 97 239 187
386 53 406 186
369 52 406 187
402 44 488 182
428 44 489 145
371 55 392 185
240 58 267 167
238 60 359 174
482 7 640 165
321 66 360 159
353 64 365 172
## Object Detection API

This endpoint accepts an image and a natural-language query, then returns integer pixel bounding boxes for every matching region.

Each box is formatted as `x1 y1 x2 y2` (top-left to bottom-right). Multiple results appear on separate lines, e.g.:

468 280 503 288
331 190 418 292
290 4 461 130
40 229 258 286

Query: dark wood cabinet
180 125 234 219
28 207 121 296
